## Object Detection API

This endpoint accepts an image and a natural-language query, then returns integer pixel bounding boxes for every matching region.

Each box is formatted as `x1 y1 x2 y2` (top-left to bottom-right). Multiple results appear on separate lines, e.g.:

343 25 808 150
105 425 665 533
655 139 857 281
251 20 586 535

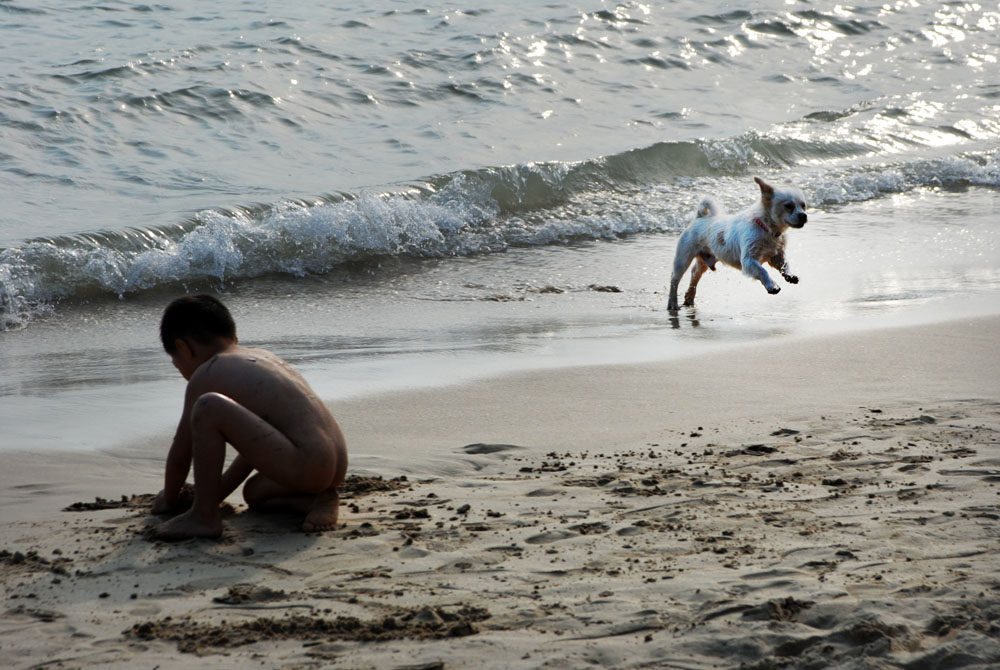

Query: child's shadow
53 494 325 622
138 496 333 551
61 474 411 593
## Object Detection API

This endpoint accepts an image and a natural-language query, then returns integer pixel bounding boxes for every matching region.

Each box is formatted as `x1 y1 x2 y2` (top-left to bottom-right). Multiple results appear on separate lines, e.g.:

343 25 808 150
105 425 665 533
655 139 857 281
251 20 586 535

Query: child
153 294 347 540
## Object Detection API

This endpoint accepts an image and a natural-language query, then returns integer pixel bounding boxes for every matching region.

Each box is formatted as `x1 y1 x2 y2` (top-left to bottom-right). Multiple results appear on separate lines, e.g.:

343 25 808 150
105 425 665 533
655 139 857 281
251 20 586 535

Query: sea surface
2 1 999 454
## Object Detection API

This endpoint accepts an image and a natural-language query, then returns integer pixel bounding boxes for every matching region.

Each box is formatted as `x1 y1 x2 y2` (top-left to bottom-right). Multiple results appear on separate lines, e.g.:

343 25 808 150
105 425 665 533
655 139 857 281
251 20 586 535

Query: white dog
667 177 807 310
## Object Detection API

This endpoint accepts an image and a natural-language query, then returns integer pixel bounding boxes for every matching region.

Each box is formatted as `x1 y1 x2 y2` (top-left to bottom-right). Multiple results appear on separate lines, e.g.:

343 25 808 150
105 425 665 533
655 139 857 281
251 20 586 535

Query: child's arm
220 455 253 500
152 384 197 514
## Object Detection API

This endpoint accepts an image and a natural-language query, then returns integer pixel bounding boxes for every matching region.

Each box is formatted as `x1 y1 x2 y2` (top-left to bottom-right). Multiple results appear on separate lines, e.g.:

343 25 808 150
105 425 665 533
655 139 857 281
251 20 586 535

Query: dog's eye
784 202 794 210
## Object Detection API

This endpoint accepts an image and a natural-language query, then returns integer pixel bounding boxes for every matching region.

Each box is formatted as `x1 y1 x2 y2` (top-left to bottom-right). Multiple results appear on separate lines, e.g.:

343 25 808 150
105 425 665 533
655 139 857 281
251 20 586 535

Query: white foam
2 142 998 331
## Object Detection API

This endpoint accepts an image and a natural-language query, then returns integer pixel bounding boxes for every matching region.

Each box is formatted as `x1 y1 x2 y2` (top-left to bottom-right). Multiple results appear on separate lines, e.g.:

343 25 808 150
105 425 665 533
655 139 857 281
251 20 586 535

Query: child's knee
190 392 229 427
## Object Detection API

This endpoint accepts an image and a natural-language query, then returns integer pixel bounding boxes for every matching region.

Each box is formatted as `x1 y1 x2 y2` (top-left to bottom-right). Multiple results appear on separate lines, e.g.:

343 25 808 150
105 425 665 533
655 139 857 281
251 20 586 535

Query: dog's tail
695 197 722 219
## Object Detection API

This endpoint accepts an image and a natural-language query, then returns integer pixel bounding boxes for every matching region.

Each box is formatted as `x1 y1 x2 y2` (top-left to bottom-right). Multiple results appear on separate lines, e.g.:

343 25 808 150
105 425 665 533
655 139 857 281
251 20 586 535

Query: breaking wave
2 130 998 330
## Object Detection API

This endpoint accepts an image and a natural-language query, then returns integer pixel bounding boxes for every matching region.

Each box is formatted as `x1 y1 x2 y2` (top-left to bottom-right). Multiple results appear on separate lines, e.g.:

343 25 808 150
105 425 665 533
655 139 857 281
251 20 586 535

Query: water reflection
668 308 701 330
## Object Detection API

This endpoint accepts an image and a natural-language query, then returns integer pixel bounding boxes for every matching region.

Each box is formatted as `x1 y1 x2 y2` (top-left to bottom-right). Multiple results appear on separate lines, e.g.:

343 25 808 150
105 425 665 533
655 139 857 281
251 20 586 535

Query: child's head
160 294 237 354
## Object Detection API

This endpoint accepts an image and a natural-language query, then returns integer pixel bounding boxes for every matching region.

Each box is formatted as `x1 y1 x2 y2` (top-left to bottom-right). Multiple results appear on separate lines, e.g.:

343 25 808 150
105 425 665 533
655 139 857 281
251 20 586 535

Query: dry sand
2 316 999 669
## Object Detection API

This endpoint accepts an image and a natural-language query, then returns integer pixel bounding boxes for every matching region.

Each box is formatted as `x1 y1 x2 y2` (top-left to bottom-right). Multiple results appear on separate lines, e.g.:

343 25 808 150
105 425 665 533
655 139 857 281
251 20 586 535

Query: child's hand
151 490 173 515
152 484 194 515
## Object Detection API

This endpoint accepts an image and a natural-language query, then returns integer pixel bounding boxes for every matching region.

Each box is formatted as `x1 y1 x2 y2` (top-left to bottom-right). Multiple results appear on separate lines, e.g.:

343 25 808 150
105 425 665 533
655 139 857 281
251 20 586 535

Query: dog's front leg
742 257 781 295
768 252 798 284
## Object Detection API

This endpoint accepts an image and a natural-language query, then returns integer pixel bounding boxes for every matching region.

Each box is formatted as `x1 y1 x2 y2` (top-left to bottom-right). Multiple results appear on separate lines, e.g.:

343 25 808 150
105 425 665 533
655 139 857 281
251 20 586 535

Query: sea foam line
1 142 997 331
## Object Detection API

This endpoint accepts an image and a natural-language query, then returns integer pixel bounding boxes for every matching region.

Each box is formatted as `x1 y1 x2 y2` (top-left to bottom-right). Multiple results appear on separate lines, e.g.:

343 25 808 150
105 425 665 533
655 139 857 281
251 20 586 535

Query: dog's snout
797 212 807 225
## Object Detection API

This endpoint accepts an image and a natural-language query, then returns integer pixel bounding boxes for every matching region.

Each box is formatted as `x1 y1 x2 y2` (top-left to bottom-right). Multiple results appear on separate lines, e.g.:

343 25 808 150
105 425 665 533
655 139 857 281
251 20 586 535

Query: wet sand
2 316 999 669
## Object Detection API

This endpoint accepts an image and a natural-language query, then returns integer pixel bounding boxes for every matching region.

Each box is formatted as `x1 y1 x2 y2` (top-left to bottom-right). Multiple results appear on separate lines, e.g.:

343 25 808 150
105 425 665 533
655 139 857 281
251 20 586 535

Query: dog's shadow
668 308 700 329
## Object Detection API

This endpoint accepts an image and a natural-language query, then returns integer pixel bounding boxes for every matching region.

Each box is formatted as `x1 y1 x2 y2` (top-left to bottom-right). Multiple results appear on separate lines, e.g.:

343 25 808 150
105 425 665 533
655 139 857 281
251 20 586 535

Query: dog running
667 177 808 310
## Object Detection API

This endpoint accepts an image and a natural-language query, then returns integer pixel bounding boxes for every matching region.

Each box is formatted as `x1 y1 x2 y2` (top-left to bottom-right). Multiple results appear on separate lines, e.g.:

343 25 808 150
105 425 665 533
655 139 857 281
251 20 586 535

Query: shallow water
2 186 998 455
2 1 999 453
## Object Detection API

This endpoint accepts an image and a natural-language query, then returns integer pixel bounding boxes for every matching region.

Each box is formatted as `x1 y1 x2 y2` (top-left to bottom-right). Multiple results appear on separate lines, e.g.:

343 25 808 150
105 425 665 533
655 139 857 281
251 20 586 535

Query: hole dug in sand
126 603 491 654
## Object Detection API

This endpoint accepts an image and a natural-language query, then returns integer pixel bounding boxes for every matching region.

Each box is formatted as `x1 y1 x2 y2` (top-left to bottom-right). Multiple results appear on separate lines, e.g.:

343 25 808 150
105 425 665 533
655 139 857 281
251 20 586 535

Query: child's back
192 346 346 475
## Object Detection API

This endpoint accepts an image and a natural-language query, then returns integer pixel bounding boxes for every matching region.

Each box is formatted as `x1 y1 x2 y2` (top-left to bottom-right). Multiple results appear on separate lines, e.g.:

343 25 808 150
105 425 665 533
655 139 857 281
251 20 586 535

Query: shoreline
333 313 1000 469
3 314 998 515
3 196 999 457
2 315 999 668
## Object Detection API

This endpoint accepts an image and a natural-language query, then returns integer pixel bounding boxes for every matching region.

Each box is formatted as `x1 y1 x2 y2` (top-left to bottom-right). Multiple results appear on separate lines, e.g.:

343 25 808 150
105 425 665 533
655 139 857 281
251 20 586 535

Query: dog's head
754 177 808 229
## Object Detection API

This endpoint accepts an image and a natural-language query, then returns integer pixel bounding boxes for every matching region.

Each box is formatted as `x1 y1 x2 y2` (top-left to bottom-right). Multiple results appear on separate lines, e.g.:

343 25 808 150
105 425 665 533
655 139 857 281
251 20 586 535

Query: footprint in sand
525 529 579 544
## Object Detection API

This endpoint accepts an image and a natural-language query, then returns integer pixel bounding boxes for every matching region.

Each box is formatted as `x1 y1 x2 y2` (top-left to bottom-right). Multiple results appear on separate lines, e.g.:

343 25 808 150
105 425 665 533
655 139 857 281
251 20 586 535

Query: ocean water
2 1 999 453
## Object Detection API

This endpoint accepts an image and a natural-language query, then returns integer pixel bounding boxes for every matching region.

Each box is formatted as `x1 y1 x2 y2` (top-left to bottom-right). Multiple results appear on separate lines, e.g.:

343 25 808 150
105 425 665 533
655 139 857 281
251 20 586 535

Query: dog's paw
783 273 799 284
767 286 781 295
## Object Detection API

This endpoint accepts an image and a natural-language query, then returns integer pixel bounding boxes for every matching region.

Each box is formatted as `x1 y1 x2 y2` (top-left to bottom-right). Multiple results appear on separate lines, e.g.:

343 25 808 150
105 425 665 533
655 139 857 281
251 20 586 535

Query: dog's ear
754 177 774 206
754 177 774 195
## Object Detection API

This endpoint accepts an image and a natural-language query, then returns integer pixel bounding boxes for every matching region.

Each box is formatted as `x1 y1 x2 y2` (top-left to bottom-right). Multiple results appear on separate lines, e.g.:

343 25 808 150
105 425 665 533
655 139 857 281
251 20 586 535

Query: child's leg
155 392 332 540
243 473 343 532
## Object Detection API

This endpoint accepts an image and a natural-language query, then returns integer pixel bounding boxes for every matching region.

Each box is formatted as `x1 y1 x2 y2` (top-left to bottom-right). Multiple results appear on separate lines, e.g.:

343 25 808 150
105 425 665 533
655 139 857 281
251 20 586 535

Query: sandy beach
5 1 1000 667
2 315 999 669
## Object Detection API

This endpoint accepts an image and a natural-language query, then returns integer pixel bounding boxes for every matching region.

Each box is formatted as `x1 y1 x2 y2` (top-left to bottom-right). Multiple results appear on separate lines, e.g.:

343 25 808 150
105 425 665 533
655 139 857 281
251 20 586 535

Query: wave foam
2 130 998 330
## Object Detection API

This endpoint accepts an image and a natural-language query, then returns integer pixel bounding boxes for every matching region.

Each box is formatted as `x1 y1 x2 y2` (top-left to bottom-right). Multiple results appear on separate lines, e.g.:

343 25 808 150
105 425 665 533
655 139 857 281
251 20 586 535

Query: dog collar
754 217 780 237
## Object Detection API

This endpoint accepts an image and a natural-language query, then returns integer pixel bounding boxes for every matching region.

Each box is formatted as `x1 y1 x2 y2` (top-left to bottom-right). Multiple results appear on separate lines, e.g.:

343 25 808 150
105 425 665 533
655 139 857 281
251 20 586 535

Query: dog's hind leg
683 256 709 307
667 241 697 311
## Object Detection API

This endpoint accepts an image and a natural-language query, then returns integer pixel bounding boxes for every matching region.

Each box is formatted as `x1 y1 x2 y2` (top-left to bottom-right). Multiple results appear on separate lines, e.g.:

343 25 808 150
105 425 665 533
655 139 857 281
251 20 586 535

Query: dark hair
160 295 237 354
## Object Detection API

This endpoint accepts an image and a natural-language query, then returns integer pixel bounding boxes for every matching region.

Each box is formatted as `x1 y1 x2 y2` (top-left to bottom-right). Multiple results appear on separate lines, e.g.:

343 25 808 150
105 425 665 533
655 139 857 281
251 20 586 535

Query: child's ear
174 338 194 360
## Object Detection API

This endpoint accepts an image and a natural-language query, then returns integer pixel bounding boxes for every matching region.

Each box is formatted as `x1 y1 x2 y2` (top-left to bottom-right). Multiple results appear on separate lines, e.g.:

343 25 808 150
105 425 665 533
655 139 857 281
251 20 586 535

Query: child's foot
154 510 223 541
302 488 340 532
152 483 195 516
